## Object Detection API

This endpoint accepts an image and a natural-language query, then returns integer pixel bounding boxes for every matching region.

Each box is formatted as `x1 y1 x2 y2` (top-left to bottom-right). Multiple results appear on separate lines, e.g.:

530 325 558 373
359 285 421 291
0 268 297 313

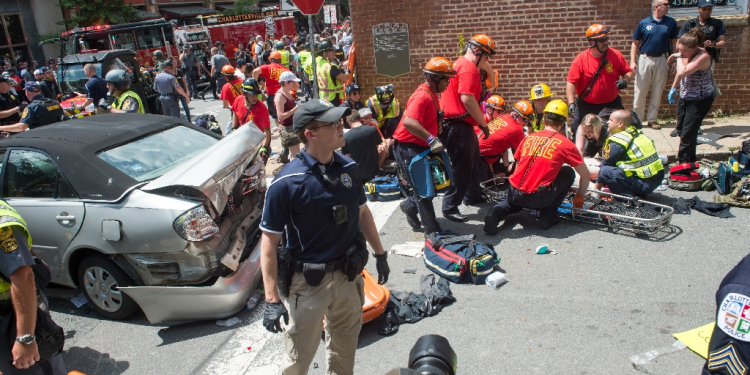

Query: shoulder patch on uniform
719 293 750 342
603 143 611 159
21 108 29 119
0 227 19 253
122 98 133 111
708 343 747 375
341 173 352 188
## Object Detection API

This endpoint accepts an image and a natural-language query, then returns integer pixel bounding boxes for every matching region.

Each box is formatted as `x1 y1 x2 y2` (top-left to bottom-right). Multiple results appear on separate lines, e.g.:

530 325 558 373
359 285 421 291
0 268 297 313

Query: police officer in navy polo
260 99 390 375
703 253 750 375
0 82 64 133
0 76 23 126
153 60 190 118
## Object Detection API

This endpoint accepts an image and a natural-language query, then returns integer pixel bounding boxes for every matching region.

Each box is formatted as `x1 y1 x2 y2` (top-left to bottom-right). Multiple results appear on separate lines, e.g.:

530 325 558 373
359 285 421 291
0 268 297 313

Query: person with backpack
392 57 454 236
567 24 632 139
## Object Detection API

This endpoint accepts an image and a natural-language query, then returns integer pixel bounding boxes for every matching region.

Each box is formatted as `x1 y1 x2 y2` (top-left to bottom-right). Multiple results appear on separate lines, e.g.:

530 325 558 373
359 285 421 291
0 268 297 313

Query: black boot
483 208 501 235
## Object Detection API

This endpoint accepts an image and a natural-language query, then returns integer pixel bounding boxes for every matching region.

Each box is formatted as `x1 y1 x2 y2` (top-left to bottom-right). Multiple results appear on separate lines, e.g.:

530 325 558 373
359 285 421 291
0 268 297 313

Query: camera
384 335 457 375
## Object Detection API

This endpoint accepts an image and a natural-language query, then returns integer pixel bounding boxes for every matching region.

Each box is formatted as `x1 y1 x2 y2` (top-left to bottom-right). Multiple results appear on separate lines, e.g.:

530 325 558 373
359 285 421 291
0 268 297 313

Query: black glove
263 301 289 333
616 79 628 90
568 101 578 118
374 253 390 285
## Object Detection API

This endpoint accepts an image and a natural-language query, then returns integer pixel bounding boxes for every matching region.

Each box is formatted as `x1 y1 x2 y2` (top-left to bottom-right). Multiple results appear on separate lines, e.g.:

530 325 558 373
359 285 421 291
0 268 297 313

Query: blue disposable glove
668 88 678 104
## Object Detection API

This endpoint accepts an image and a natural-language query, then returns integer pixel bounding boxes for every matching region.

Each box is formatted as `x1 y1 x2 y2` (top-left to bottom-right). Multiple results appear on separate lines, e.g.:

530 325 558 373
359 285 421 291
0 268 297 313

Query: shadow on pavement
157 308 252 347
702 124 750 134
63 346 130 375
357 314 388 349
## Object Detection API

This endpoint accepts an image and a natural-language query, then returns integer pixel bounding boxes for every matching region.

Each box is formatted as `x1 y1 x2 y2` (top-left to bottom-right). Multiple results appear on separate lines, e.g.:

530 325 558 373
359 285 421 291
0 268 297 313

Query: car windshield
58 58 131 94
97 126 218 182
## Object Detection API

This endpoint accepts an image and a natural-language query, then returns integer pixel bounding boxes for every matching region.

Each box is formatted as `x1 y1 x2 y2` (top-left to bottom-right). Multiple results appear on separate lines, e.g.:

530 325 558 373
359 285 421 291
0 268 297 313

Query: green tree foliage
457 33 465 58
221 0 259 15
57 0 140 28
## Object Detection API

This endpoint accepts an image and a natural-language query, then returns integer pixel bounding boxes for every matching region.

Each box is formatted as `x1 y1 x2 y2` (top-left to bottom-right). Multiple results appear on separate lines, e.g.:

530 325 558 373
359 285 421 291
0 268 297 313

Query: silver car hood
142 124 264 212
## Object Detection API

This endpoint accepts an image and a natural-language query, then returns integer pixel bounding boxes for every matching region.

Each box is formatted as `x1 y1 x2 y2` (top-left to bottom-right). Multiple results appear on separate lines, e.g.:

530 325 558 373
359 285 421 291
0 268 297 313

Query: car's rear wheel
78 255 139 320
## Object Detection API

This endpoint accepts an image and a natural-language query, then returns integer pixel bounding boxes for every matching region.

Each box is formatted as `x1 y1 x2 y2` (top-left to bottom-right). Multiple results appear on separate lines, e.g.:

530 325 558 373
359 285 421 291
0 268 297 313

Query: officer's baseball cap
24 81 41 92
33 69 43 75
162 60 174 68
293 99 351 132
698 0 714 7
39 66 50 73
0 76 11 84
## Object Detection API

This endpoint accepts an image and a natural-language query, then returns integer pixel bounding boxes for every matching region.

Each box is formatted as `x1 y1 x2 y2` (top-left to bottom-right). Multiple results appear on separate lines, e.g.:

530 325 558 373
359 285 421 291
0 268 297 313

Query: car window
3 150 78 199
97 126 218 182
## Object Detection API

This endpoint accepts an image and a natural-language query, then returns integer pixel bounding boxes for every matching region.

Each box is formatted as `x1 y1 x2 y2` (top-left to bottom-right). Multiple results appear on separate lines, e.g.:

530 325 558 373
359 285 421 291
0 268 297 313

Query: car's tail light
174 205 219 241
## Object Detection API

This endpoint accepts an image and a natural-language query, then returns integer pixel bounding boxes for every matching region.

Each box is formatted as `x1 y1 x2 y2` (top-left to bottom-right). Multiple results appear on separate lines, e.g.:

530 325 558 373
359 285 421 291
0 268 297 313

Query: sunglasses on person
311 121 342 130
594 37 609 43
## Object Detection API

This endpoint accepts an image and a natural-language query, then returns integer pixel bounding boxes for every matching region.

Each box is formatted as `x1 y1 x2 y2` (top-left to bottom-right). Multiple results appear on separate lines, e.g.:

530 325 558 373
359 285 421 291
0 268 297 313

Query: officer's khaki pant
280 271 364 375
633 55 669 124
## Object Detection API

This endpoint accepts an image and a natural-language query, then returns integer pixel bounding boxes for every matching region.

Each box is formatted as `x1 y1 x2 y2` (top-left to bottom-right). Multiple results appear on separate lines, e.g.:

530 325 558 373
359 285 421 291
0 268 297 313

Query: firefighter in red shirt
476 100 534 182
483 94 506 124
393 57 454 236
567 24 633 138
483 100 591 235
439 34 494 222
252 51 289 123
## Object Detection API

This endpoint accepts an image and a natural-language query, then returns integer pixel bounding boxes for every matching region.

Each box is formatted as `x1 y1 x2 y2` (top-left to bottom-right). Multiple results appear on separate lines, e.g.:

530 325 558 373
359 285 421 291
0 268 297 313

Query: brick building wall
350 0 750 117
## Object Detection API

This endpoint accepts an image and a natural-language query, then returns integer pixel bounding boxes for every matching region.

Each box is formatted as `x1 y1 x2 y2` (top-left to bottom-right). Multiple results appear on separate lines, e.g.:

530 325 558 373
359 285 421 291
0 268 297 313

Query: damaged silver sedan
0 114 266 323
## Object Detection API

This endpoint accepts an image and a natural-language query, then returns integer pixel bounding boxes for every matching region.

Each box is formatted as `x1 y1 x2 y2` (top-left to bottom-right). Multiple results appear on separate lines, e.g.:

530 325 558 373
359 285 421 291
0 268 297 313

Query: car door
0 148 85 279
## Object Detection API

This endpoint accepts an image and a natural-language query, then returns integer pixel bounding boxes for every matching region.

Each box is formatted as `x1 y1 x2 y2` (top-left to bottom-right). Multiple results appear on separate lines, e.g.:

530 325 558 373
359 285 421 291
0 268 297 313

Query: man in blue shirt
75 63 108 112
259 99 389 375
630 0 678 130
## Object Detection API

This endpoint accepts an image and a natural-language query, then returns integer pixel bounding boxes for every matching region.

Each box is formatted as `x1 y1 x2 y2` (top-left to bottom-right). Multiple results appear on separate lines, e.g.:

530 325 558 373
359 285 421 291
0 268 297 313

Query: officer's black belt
160 93 176 97
641 53 666 58
293 259 345 273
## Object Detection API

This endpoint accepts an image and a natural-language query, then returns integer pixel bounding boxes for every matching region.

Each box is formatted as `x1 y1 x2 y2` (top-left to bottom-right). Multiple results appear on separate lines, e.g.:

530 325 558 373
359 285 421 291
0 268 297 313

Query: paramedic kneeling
483 99 591 235
596 109 664 198
259 99 390 375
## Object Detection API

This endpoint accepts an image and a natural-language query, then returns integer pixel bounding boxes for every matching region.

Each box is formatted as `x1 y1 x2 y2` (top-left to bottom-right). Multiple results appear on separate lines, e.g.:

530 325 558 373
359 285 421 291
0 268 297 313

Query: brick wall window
0 14 31 63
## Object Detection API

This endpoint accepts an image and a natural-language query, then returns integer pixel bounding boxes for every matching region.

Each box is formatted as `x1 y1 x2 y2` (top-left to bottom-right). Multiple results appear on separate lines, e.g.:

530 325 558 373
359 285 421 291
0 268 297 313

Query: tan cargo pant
280 271 364 375
633 54 669 124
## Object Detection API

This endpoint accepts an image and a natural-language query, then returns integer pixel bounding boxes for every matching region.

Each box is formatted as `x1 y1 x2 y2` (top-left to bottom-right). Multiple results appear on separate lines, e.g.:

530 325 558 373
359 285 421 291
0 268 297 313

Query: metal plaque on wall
372 23 410 78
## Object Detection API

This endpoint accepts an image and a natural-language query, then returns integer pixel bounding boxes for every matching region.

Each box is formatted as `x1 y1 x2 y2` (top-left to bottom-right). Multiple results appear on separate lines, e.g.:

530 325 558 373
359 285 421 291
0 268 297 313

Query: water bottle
485 271 506 288
246 289 261 311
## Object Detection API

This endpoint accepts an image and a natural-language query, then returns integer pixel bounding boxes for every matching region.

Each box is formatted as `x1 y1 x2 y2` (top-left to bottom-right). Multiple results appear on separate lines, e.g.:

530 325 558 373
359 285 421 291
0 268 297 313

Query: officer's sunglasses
311 121 342 130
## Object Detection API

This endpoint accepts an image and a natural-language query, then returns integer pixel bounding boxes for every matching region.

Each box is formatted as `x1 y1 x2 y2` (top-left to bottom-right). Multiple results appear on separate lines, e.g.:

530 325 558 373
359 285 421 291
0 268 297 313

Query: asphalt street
47 98 750 375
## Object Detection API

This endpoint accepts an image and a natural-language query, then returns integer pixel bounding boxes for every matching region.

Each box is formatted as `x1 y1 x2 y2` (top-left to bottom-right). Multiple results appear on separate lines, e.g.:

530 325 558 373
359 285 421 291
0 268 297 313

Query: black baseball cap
0 76 11 84
292 99 351 132
162 60 174 68
24 81 41 92
698 0 715 7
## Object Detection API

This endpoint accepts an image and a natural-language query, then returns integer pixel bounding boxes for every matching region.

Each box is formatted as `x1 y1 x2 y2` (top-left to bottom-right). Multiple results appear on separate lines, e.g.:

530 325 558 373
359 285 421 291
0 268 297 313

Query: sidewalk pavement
644 114 750 163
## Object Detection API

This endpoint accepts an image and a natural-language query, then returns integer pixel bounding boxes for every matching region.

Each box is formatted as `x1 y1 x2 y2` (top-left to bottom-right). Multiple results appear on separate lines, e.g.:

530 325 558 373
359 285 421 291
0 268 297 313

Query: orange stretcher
361 268 390 324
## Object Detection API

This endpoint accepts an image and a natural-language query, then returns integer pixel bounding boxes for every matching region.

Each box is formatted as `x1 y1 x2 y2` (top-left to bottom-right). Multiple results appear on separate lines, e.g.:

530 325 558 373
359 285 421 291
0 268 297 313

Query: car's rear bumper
119 241 262 324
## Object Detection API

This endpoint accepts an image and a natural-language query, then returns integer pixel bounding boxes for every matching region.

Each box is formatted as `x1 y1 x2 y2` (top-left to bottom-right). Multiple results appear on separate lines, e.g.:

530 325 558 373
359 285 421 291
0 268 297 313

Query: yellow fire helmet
529 83 555 100
543 99 569 118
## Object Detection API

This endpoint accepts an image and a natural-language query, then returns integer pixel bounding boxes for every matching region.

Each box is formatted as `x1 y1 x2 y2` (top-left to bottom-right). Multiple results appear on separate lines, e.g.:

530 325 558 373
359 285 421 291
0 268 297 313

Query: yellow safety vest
114 91 144 114
0 199 32 301
280 50 290 67
298 51 311 74
604 126 664 179
317 60 345 102
366 95 401 129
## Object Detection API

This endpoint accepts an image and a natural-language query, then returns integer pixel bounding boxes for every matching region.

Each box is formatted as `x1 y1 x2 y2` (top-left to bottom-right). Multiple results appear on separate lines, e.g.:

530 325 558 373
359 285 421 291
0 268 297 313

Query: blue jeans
178 95 191 122
598 165 664 197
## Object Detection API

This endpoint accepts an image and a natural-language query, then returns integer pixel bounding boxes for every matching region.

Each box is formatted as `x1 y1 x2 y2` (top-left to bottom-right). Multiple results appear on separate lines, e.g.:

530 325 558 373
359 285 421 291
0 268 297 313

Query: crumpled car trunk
141 124 265 215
